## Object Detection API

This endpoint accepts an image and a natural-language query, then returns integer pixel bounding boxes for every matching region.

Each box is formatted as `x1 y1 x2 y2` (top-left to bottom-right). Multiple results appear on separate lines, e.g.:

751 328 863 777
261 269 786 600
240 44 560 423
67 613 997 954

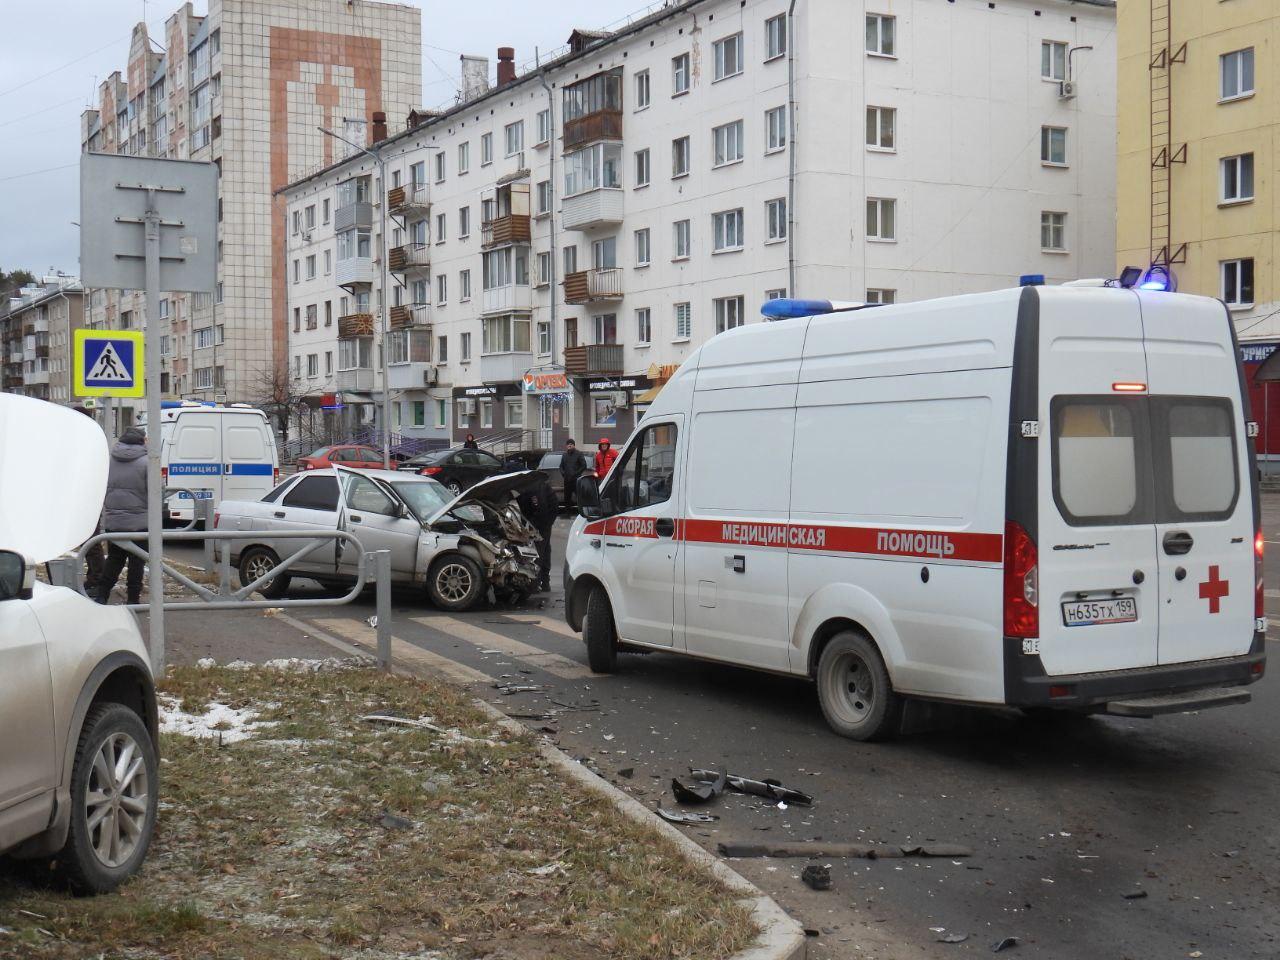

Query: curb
286 615 808 960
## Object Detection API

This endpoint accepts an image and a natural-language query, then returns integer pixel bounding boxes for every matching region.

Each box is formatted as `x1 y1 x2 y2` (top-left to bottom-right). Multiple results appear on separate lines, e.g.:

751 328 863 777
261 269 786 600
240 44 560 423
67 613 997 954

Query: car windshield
388 479 454 521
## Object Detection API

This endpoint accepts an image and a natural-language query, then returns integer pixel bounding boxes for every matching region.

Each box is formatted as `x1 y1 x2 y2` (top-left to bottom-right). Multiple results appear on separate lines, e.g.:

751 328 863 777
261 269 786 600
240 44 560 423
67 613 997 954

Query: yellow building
1117 0 1279 340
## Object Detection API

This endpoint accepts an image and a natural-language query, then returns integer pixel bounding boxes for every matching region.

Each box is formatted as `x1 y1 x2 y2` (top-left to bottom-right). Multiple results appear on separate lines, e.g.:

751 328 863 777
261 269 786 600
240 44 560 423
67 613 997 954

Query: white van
563 285 1267 740
139 403 279 526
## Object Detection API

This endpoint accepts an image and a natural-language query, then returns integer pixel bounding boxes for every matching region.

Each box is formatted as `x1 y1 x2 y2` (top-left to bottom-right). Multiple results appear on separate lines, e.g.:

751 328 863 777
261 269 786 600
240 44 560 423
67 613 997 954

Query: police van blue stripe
228 463 274 476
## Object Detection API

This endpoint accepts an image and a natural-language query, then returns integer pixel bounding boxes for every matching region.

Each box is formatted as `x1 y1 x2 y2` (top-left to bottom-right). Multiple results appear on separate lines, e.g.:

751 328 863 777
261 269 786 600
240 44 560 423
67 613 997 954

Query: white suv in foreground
0 394 159 892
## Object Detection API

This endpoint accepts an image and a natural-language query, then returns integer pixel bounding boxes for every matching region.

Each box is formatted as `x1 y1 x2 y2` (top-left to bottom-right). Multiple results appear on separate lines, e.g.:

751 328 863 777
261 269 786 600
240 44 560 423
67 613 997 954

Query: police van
564 283 1267 740
139 402 279 526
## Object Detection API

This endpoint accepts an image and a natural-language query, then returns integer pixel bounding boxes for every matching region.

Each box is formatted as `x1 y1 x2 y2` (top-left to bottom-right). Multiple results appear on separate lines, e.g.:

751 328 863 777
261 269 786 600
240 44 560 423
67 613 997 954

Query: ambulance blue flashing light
1137 264 1177 292
760 298 875 319
1019 274 1045 287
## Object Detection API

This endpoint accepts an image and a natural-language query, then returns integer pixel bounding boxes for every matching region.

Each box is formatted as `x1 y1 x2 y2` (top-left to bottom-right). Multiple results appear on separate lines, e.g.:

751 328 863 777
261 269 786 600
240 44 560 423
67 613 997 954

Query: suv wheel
815 630 903 741
427 554 484 611
238 547 291 600
584 586 618 673
57 703 158 894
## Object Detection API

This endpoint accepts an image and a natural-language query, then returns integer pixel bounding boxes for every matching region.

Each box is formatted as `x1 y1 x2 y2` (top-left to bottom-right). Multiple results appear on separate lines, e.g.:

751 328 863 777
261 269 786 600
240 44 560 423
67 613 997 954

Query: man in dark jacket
96 427 149 605
517 472 559 592
558 438 588 508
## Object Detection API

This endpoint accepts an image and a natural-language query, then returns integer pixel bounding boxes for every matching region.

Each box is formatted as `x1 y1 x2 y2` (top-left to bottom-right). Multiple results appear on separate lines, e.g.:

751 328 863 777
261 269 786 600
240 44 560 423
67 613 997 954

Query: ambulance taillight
1255 529 1265 620
1003 520 1038 639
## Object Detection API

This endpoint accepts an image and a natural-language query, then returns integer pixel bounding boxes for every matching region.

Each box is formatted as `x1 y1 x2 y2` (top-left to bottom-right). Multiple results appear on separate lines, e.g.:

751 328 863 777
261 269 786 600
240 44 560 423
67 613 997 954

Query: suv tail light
1003 520 1039 638
1255 528 1265 619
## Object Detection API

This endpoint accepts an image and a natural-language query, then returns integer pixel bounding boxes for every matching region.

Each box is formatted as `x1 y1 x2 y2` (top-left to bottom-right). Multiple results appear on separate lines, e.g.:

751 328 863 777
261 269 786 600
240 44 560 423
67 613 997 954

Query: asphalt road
165 499 1280 959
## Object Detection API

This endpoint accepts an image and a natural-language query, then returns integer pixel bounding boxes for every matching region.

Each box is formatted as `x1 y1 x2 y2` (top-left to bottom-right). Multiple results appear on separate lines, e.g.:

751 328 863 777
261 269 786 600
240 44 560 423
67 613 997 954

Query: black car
398 446 518 495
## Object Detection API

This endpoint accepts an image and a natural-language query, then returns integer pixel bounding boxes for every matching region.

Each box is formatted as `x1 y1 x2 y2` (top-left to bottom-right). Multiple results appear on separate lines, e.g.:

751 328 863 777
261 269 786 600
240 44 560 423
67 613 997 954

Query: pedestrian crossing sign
74 330 145 398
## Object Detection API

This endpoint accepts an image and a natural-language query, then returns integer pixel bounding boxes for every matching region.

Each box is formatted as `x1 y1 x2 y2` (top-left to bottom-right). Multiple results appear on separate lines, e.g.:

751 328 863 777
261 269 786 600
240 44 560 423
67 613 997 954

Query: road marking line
412 615 595 680
311 618 492 684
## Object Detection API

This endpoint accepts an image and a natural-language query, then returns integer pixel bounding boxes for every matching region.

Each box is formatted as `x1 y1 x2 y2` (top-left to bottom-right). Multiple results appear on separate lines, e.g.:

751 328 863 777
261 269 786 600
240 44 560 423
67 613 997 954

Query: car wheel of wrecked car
584 585 618 674
238 547 291 600
57 703 159 894
816 630 903 742
428 554 484 611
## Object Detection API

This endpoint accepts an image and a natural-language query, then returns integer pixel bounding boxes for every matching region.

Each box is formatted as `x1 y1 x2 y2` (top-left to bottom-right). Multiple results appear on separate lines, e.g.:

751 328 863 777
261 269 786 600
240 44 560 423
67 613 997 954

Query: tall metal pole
143 189 165 670
376 149 391 470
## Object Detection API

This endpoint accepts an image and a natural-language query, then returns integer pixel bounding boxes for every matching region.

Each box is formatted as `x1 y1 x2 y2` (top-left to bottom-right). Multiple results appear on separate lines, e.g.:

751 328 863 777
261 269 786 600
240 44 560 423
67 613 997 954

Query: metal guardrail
48 504 393 669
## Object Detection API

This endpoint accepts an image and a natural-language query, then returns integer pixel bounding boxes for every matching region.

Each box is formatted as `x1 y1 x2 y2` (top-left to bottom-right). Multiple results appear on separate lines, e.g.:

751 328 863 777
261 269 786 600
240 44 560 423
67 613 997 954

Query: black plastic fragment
992 936 1019 953
688 768 814 805
801 864 832 891
672 769 728 805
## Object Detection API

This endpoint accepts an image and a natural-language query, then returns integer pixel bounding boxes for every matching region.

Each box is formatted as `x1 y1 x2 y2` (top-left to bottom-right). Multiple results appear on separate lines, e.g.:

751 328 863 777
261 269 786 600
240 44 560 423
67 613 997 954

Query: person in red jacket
594 437 619 478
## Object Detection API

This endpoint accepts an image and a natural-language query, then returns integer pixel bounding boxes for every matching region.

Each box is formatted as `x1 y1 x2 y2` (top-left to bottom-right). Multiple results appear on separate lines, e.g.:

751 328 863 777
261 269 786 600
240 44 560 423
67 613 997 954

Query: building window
306 254 316 279
324 249 332 275
433 152 445 183
292 210 300 236
765 106 787 153
563 142 622 196
325 351 333 375
305 205 316 230
866 288 896 304
635 69 650 109
481 132 493 165
306 304 318 330
635 148 651 188
765 14 787 61
481 315 531 354
437 274 448 305
636 308 651 345
537 321 552 355
1041 125 1067 165
537 179 552 214
410 160 425 184
715 295 745 334
866 197 897 241
563 245 578 276
436 212 446 243
672 53 691 96
537 251 552 286
325 301 333 326
713 120 744 166
306 354 318 378
506 399 524 428
592 236 617 270
1221 49 1255 100
438 335 448 363
461 331 472 361
713 32 744 81
480 400 493 429
866 106 896 151
460 269 472 301
536 109 552 146
459 206 471 238
504 120 524 156
766 287 787 301
866 14 896 57
1042 40 1067 81
158 298 169 319
1222 258 1255 308
635 228 651 266
712 209 744 252
1221 153 1255 203
766 198 787 242
292 259 299 283
673 219 691 260
672 136 691 177
456 401 468 428
593 313 617 344
195 327 215 349
322 198 330 223
458 140 470 174
392 170 401 188
195 367 214 390
412 279 428 304
1040 210 1067 251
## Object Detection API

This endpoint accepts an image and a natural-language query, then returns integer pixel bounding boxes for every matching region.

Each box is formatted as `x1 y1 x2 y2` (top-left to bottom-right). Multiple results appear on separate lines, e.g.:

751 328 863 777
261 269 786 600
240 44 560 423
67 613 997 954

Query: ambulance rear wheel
816 631 902 741
584 586 617 673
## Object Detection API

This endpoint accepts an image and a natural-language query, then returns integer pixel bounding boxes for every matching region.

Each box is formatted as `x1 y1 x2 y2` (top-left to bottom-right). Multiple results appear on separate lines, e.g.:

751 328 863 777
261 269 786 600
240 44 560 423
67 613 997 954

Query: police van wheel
584 586 618 673
238 548 291 600
816 631 902 742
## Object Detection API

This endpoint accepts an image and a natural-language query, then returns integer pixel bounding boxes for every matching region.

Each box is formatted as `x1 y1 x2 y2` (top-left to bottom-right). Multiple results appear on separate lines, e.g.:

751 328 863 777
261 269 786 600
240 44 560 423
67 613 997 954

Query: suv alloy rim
86 731 150 868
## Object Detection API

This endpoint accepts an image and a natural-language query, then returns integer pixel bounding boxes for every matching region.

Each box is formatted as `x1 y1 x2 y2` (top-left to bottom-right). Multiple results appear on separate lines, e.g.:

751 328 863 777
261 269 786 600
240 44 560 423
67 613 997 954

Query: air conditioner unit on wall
458 398 476 416
423 367 438 387
1058 81 1077 100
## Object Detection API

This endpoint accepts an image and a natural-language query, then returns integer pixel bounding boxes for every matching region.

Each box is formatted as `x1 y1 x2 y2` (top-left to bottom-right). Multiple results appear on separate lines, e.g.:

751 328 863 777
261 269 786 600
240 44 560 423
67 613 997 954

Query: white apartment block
281 0 1116 452
79 0 420 428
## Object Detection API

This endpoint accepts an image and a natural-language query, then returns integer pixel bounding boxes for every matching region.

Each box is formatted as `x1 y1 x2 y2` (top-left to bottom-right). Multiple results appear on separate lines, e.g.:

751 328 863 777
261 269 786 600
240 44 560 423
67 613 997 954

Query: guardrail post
47 557 80 591
373 549 392 671
197 499 215 573
219 541 232 598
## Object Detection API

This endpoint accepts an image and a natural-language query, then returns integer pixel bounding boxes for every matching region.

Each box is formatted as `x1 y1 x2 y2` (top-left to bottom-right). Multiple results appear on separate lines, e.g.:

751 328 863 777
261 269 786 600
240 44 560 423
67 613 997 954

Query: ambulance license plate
1061 598 1137 627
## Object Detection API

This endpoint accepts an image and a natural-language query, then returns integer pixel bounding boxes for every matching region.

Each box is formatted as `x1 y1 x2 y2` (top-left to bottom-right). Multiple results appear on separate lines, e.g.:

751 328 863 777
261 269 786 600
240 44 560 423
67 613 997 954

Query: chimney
460 55 490 101
496 46 516 86
371 111 387 144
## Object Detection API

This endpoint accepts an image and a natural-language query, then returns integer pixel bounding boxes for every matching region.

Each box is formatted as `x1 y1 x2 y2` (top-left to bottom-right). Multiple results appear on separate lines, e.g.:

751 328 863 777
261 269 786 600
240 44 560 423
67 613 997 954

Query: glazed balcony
563 268 623 305
481 214 531 249
387 182 430 216
335 255 375 288
563 343 623 377
389 243 431 273
334 201 372 232
481 283 532 316
337 312 375 340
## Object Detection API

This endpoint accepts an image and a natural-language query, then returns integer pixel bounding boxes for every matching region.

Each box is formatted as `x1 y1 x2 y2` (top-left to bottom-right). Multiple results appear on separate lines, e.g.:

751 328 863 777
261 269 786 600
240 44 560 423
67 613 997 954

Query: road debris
672 770 728 805
801 864 832 891
527 860 570 877
360 714 499 747
617 767 635 779
1123 890 1149 900
657 807 720 825
992 936 1020 952
688 768 814 806
938 932 970 944
716 841 973 859
493 682 544 695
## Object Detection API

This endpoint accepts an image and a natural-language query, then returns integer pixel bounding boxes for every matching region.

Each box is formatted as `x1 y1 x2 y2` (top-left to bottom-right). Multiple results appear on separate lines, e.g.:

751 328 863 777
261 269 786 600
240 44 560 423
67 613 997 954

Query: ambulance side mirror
576 475 602 520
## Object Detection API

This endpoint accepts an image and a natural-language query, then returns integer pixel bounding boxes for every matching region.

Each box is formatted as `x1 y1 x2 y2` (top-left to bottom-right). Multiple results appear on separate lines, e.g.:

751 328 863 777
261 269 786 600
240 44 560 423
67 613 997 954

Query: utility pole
143 189 165 667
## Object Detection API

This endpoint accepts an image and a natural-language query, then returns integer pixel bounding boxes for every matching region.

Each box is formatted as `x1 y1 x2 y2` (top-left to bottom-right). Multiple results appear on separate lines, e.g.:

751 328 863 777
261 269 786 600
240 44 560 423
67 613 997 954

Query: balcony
563 109 622 152
479 351 533 384
481 214 531 249
481 283 532 316
336 367 375 392
561 188 623 231
388 182 429 215
337 312 375 340
334 201 372 232
389 243 431 273
389 303 431 330
25 368 50 386
563 343 623 377
336 255 375 288
564 268 623 305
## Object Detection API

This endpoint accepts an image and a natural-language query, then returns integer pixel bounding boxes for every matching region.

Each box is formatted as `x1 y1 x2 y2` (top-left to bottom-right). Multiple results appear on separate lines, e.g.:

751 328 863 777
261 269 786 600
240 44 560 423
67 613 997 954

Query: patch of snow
158 695 270 744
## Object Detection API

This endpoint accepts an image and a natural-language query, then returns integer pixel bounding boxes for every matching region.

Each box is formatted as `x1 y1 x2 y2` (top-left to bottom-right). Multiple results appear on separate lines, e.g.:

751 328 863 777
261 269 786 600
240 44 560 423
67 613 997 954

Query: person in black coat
558 438 589 508
517 472 559 592
463 433 479 450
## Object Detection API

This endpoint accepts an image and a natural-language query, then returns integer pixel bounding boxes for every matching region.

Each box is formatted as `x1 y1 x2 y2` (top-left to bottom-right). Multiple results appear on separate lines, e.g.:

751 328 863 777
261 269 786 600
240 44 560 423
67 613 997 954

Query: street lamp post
319 125 393 469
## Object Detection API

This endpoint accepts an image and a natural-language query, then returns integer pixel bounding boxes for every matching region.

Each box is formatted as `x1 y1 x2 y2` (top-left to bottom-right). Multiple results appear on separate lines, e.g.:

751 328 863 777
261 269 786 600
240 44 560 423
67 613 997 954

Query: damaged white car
214 467 543 610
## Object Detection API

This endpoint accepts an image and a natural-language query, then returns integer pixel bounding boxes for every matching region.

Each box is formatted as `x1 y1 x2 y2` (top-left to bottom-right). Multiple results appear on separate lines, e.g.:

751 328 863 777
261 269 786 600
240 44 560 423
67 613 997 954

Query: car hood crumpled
0 393 110 562
424 470 544 526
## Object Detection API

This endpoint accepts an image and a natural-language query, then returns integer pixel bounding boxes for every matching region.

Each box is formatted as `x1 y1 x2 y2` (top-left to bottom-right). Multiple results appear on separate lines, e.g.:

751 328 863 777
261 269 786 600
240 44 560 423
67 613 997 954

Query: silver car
215 467 544 610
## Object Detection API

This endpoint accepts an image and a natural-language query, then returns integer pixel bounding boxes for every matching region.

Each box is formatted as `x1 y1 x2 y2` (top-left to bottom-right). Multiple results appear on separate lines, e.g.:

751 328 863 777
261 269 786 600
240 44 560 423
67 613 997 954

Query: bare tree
252 361 309 446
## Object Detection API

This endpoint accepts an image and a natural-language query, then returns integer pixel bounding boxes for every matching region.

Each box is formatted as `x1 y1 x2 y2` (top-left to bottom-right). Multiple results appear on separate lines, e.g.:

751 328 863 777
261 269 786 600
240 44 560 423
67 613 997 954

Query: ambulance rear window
1051 398 1149 526
1156 398 1239 521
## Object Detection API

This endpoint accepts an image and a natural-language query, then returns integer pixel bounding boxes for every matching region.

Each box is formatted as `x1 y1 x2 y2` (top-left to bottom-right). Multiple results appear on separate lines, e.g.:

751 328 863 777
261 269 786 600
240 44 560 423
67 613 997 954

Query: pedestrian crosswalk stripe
415 616 596 680
310 618 492 684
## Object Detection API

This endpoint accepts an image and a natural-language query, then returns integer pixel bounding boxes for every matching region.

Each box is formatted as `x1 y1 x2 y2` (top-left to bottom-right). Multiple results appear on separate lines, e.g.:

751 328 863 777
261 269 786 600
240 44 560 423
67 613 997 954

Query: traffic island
0 661 758 960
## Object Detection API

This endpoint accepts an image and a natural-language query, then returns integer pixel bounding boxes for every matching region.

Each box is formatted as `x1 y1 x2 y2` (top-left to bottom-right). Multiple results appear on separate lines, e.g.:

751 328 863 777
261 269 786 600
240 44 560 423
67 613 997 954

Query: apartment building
79 0 420 427
282 0 1116 451
0 276 84 405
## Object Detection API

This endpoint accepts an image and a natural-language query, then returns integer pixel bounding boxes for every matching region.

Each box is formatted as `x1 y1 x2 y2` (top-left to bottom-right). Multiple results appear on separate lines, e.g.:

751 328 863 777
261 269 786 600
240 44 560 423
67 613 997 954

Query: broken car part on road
672 769 728 805
717 841 974 859
656 807 721 825
687 768 814 806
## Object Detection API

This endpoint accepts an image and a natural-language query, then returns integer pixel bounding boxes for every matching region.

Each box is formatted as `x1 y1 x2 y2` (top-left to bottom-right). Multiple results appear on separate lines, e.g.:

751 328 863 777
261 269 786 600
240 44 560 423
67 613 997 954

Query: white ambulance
563 284 1267 740
138 402 279 526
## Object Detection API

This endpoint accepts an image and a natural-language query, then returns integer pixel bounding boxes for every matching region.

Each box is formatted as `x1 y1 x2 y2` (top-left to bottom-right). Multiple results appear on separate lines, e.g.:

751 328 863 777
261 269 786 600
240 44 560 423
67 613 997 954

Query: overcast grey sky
0 0 650 278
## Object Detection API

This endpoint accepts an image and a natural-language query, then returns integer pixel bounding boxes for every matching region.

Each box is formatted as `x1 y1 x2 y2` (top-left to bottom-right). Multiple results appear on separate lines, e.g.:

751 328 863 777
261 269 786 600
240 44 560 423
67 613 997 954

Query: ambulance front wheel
584 585 618 673
816 631 903 741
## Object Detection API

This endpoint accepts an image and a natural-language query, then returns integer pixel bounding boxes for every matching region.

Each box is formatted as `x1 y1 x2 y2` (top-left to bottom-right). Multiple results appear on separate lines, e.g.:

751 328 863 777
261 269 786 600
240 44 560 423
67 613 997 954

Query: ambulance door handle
1163 530 1194 556
655 518 675 538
